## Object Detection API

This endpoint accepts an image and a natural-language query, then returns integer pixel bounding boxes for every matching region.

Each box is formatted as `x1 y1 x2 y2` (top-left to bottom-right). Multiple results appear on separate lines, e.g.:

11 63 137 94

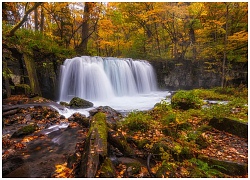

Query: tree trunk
34 6 39 31
75 2 92 54
8 2 43 37
221 3 229 87
2 2 8 22
40 7 44 32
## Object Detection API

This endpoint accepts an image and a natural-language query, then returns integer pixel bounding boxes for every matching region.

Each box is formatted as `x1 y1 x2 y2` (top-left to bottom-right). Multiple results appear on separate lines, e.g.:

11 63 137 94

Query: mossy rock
108 129 134 156
99 157 116 178
60 101 70 107
79 112 108 177
69 113 90 127
11 124 38 138
69 97 93 109
209 117 248 139
171 90 203 110
198 155 248 176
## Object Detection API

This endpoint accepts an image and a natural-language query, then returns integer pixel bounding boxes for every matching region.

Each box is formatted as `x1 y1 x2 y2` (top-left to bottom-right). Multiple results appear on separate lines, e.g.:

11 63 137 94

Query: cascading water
59 56 157 102
58 56 170 115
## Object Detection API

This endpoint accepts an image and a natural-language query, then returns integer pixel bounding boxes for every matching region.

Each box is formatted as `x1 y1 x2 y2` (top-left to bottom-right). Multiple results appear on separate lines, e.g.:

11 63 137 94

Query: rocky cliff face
3 50 248 100
150 59 247 90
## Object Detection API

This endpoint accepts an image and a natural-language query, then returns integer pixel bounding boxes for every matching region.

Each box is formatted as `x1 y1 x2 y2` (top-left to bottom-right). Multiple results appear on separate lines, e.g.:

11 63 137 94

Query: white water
58 56 170 117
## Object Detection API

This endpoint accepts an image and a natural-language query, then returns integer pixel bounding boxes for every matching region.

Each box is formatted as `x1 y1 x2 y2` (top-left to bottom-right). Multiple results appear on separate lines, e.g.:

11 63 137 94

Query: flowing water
58 56 170 116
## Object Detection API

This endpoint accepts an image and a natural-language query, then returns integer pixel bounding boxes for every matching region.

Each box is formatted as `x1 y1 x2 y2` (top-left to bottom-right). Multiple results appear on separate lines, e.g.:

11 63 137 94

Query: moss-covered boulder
171 90 203 110
209 117 248 139
69 97 93 109
11 124 38 138
60 101 70 107
89 106 122 129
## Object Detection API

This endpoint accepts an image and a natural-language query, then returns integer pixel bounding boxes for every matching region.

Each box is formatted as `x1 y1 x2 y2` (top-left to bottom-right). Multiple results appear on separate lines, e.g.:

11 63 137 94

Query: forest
2 2 248 178
3 2 248 90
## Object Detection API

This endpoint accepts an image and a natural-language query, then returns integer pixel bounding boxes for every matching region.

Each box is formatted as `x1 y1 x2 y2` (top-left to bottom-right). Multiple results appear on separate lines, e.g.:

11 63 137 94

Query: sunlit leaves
53 163 73 178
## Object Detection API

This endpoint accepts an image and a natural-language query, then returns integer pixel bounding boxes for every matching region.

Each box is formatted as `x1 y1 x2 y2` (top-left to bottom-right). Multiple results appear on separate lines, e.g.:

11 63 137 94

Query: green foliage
191 88 229 100
162 113 176 125
202 98 248 122
153 100 171 112
171 90 203 110
189 158 224 178
122 111 151 132
3 23 75 58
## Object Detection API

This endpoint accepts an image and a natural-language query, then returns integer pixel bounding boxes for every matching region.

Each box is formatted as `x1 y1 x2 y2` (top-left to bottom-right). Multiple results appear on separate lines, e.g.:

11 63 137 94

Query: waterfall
59 56 158 102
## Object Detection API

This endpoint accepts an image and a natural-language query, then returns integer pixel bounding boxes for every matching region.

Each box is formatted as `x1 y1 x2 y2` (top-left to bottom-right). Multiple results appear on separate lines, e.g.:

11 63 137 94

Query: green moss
11 124 38 138
122 111 151 132
171 90 203 110
60 101 70 106
89 112 108 153
21 125 37 133
99 157 116 178
136 139 151 149
189 158 225 178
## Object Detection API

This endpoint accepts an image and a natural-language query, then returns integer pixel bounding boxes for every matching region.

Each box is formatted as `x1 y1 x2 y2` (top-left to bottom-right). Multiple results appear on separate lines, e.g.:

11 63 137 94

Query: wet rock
2 156 24 176
69 113 89 127
59 115 65 119
11 124 38 138
89 106 122 129
67 153 78 169
69 97 93 109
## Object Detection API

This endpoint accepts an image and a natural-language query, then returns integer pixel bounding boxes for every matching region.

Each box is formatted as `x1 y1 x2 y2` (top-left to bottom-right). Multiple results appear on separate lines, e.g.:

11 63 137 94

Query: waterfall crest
59 56 157 102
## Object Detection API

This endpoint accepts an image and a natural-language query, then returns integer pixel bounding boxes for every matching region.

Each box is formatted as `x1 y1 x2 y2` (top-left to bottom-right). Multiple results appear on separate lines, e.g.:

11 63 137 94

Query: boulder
209 117 248 139
68 113 90 127
89 106 122 129
69 97 93 109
